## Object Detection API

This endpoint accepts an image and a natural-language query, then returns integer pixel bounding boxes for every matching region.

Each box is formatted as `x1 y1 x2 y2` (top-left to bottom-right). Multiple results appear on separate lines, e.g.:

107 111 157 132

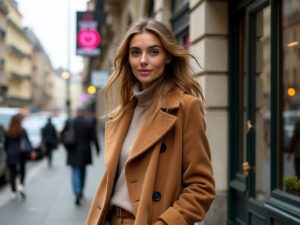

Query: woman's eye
149 49 159 56
130 49 141 57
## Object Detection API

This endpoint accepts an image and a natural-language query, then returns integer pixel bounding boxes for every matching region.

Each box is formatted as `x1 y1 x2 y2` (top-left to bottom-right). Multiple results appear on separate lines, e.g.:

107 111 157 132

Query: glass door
229 1 271 224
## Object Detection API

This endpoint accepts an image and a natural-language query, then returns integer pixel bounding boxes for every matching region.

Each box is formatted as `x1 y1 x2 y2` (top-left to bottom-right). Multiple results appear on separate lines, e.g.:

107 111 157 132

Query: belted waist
112 206 135 219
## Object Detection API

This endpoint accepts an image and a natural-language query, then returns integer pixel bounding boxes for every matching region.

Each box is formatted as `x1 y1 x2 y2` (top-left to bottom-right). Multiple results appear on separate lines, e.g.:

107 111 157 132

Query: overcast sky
17 0 89 74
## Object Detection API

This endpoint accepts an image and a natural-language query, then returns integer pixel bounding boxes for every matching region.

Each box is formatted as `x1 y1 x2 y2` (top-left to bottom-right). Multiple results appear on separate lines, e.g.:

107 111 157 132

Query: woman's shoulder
177 93 205 118
180 92 203 106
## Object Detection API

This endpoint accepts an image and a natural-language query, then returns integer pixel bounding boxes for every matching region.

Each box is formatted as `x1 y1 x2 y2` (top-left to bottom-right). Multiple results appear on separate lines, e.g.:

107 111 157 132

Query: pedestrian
4 114 35 200
288 120 300 178
42 117 58 167
88 111 101 153
85 18 215 225
61 108 100 206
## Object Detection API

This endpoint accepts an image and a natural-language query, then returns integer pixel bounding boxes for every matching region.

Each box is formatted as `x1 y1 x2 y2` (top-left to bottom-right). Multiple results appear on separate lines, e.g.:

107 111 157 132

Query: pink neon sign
77 28 101 50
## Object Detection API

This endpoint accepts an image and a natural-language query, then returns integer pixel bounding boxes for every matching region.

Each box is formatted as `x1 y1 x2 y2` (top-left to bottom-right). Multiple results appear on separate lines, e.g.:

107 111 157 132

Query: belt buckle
116 207 122 217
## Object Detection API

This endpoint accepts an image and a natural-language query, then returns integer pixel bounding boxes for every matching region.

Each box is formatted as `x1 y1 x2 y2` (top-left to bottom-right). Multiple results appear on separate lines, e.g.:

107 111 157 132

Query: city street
0 145 105 225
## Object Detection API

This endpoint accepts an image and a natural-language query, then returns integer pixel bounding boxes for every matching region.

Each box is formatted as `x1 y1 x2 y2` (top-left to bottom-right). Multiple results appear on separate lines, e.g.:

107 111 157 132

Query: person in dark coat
61 108 100 206
4 114 35 200
288 120 300 178
42 117 58 167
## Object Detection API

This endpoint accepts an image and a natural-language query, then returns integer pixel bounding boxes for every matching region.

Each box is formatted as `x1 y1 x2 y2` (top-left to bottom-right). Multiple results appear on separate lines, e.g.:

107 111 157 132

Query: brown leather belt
113 206 135 219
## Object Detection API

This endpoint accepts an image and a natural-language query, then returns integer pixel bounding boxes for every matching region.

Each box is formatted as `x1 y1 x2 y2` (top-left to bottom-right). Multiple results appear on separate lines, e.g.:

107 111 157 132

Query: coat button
160 143 167 153
152 192 161 201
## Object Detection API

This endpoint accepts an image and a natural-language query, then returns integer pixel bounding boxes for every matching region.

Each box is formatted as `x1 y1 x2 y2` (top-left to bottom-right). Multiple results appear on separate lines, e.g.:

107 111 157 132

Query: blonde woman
86 18 215 225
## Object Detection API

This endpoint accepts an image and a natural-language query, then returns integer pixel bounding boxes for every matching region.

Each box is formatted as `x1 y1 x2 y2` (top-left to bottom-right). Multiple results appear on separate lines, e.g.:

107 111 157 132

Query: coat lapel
127 110 177 161
127 90 182 162
104 102 135 178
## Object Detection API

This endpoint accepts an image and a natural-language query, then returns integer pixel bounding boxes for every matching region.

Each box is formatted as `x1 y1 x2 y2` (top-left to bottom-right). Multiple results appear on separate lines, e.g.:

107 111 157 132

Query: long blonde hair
104 18 204 121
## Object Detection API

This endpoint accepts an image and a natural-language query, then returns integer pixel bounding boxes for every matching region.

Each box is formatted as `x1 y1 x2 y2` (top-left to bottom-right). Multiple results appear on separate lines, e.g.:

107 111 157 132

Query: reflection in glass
255 6 271 202
240 15 247 172
282 0 300 195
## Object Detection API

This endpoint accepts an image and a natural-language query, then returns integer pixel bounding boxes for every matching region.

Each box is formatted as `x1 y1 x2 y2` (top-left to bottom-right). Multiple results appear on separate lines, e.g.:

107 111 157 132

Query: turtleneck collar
133 77 163 107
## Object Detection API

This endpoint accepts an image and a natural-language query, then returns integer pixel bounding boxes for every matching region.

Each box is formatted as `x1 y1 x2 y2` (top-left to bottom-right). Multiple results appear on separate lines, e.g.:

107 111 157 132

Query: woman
86 18 215 225
4 114 34 200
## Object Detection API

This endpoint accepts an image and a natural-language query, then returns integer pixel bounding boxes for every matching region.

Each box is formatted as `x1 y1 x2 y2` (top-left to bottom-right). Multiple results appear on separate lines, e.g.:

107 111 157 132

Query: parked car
22 112 67 159
22 114 47 160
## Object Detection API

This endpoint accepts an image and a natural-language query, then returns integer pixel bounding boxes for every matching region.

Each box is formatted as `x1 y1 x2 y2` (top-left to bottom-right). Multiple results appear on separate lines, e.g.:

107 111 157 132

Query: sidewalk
0 145 105 225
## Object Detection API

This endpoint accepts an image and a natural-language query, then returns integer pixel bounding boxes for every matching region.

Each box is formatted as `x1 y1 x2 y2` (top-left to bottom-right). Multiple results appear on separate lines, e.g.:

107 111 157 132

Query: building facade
50 68 67 113
83 0 300 225
0 1 59 113
4 0 33 107
25 27 55 112
0 0 8 105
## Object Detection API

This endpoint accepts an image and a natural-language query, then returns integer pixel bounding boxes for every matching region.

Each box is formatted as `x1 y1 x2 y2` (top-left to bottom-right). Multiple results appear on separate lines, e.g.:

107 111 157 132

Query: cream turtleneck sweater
110 79 161 214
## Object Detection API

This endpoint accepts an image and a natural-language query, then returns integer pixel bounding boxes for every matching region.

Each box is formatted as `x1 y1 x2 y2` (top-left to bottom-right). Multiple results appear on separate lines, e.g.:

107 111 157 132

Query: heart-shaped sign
77 28 101 50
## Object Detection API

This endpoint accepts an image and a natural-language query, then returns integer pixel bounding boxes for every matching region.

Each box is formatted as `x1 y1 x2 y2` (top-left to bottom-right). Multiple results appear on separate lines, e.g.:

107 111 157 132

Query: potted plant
283 176 300 196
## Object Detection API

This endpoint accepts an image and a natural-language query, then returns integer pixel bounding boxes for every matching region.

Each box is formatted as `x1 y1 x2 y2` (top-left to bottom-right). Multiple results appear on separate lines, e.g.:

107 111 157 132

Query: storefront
228 0 300 224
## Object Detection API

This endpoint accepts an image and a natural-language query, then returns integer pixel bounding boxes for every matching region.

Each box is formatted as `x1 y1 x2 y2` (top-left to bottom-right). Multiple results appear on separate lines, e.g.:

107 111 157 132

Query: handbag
62 120 76 147
20 134 32 152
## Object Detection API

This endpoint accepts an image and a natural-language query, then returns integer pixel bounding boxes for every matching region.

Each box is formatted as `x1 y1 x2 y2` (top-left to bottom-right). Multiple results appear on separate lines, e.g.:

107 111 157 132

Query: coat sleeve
156 97 215 225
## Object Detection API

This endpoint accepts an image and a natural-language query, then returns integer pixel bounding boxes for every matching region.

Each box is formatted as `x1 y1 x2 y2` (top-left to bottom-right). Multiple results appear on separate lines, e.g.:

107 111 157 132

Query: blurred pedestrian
4 114 35 200
42 117 58 167
61 108 100 206
86 18 215 225
88 111 101 153
288 120 300 178
0 124 5 175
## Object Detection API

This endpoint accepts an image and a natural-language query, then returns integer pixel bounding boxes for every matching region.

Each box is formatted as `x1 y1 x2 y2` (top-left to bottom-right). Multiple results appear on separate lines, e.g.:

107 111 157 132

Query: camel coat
85 90 215 225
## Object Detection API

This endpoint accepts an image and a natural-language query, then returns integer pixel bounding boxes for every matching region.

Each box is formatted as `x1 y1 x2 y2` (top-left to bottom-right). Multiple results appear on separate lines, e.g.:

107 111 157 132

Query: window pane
255 6 271 202
282 0 300 195
240 15 247 173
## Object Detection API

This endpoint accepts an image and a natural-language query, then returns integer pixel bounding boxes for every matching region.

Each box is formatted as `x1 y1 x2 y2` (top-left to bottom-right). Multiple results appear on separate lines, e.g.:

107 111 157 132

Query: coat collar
104 89 183 173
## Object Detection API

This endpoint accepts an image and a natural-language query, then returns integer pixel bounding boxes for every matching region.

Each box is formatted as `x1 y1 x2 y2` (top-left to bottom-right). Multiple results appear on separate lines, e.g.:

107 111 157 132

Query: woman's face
128 31 169 90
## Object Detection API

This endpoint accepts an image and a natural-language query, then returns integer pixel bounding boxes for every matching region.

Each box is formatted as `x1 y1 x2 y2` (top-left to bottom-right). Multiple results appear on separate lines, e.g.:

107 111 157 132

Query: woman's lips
138 70 152 76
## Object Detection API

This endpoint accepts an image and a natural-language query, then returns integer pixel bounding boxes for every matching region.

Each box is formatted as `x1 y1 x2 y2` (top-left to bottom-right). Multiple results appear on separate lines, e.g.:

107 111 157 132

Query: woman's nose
140 52 148 65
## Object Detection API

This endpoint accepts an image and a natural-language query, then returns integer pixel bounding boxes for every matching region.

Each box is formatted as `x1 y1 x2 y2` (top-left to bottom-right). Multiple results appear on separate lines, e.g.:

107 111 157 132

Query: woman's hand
30 151 37 160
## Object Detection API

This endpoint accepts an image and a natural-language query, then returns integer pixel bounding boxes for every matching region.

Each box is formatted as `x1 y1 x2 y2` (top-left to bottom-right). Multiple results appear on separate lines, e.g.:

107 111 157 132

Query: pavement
0 144 105 225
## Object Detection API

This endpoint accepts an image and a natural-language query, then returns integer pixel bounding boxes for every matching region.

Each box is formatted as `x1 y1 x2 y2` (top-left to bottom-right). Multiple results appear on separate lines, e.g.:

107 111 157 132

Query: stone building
24 27 54 112
0 0 7 104
4 0 33 107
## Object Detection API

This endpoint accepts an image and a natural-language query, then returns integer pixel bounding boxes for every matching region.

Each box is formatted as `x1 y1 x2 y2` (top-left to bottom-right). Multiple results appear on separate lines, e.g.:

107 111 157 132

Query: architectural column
190 1 228 224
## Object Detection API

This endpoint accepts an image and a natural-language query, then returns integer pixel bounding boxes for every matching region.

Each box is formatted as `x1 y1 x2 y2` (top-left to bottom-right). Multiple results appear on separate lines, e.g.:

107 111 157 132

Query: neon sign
76 11 103 57
77 28 101 50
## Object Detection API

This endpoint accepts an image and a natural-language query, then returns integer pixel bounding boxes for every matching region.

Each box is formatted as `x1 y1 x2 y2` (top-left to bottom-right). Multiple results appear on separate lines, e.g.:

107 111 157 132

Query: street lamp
87 85 96 95
62 70 71 118
62 71 71 80
64 0 71 118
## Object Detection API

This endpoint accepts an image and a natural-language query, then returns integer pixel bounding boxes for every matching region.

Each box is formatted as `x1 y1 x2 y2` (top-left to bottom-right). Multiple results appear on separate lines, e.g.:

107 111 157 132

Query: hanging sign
76 11 103 57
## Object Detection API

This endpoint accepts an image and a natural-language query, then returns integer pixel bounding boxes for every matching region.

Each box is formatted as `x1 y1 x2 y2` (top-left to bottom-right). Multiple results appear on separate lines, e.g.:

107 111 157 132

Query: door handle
247 120 254 133
242 161 252 176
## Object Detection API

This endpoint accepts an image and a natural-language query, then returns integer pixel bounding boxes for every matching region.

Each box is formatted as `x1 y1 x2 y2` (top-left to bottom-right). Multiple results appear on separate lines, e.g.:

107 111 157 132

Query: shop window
146 0 154 18
282 0 300 196
172 0 188 13
254 5 271 202
171 0 189 50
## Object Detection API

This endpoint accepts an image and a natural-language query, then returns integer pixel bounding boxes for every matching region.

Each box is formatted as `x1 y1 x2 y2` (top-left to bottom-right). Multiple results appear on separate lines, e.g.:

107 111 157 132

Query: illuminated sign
76 11 104 57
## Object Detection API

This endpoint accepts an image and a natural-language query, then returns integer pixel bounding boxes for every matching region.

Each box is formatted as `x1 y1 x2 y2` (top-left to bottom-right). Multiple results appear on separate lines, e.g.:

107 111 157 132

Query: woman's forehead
129 31 163 47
